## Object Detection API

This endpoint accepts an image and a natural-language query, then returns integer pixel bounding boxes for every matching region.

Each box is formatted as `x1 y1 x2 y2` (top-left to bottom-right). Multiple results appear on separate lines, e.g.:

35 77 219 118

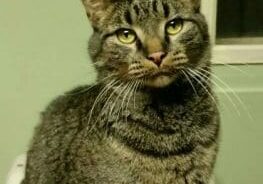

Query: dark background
217 0 263 38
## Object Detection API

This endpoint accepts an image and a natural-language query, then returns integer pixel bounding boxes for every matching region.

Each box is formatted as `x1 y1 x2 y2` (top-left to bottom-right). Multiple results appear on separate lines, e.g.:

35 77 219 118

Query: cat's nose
147 51 167 67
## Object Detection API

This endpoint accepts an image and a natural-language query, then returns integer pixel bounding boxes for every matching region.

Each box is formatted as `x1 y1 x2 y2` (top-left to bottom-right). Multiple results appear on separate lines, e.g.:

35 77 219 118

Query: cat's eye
116 29 137 44
166 19 183 35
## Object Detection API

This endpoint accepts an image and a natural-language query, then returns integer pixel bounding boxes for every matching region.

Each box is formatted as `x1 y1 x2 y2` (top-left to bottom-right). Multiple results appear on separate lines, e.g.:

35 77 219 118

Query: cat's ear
190 0 201 13
81 0 114 26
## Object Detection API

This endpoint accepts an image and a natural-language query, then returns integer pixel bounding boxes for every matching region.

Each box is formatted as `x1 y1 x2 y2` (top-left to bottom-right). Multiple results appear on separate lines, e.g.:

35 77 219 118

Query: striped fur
22 0 219 184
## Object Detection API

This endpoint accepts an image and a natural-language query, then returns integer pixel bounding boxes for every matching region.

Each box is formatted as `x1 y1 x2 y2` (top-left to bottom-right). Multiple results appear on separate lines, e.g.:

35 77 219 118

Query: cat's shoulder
42 84 102 117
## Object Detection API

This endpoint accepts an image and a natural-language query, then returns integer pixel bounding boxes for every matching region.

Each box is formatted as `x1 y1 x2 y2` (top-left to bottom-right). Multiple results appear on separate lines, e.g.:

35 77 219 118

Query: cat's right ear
81 0 113 27
190 0 201 13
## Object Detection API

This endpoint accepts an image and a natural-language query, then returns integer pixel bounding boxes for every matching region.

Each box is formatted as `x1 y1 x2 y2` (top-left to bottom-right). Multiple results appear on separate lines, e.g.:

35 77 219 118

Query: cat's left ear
81 0 114 26
190 0 201 13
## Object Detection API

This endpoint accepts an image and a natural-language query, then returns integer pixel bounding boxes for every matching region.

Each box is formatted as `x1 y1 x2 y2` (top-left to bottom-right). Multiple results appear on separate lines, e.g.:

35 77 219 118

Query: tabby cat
22 0 220 183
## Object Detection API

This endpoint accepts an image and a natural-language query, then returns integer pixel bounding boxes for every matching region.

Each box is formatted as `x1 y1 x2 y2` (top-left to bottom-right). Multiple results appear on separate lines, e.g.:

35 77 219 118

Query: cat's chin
145 76 175 88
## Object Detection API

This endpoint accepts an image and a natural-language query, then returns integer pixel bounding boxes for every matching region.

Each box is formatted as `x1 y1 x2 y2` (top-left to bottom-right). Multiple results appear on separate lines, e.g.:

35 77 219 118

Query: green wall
213 66 263 184
1 0 263 183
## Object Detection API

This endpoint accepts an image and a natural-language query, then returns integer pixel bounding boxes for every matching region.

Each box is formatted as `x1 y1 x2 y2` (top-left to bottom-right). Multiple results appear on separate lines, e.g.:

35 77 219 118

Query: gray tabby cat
22 0 220 183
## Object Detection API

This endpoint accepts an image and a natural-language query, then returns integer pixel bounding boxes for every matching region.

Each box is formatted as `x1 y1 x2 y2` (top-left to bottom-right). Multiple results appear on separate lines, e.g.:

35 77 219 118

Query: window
201 0 263 64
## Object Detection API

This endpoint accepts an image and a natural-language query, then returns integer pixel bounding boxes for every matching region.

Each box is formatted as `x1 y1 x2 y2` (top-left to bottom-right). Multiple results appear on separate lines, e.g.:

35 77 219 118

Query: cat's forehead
105 0 187 31
120 0 184 19
98 0 195 35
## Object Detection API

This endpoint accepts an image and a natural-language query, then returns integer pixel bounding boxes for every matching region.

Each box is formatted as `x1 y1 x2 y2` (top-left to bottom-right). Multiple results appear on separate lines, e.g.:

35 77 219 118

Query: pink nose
147 51 167 66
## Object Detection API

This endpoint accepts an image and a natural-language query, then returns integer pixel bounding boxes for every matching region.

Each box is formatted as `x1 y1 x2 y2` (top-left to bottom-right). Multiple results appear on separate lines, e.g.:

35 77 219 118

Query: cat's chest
107 138 192 184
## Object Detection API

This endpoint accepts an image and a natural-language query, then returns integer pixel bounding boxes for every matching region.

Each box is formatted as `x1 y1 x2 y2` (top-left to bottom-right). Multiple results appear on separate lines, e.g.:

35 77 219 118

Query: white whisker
186 68 218 107
87 79 120 132
66 74 115 96
182 70 199 97
107 82 127 118
198 68 253 120
108 82 130 121
214 63 250 76
124 80 138 123
95 81 124 124
117 81 135 122
193 69 239 116
133 80 141 109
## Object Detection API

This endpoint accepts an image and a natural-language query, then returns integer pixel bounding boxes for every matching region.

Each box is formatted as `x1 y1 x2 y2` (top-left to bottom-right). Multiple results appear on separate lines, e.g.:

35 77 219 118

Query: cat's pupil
123 30 130 38
170 20 177 28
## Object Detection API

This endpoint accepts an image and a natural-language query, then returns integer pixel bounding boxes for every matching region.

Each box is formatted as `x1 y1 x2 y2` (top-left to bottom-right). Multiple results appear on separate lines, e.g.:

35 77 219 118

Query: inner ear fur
190 0 201 13
81 0 115 25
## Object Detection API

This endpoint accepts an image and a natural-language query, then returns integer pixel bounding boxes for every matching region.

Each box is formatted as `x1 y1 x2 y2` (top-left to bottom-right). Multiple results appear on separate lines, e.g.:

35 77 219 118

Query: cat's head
82 0 210 88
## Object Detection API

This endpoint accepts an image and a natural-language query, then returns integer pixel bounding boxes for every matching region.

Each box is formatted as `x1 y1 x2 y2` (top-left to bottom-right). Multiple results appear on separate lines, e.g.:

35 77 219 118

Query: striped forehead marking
122 0 172 25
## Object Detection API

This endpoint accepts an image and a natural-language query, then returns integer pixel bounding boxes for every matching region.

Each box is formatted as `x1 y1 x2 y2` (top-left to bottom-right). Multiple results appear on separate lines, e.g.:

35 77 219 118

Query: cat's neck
136 77 210 105
106 78 214 156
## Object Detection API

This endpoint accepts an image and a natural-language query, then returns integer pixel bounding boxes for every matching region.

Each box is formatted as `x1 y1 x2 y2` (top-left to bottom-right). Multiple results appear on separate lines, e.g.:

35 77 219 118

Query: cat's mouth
126 62 179 88
137 69 176 88
148 70 173 78
145 73 176 88
145 75 174 88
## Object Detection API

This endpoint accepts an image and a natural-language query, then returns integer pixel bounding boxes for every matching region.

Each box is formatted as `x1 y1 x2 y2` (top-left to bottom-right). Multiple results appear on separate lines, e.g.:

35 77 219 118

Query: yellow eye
117 29 137 44
166 19 183 35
